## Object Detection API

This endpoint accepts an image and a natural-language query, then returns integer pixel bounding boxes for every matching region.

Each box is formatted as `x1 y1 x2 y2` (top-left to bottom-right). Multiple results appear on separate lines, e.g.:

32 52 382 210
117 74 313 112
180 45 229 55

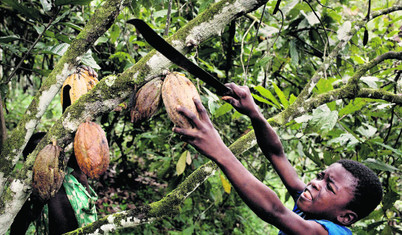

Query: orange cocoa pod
130 78 163 124
162 72 201 128
74 121 110 179
32 141 65 201
61 66 99 112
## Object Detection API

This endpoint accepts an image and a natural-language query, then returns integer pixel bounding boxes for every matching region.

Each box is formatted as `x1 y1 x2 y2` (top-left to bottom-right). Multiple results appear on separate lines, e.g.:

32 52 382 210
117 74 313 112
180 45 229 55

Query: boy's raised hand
222 83 260 118
173 98 229 160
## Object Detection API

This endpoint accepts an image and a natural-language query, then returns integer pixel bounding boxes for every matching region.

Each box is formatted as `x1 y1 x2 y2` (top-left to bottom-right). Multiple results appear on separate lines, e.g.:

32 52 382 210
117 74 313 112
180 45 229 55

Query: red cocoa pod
32 141 65 201
74 121 110 179
130 78 163 124
162 72 201 128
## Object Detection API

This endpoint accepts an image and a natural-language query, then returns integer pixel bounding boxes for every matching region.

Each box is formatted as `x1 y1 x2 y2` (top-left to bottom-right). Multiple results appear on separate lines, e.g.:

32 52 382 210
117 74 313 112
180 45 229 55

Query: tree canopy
0 0 401 234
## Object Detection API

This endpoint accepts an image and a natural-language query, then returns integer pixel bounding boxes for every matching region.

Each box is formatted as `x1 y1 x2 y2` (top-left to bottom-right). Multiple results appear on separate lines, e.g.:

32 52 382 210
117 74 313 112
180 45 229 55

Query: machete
127 19 234 97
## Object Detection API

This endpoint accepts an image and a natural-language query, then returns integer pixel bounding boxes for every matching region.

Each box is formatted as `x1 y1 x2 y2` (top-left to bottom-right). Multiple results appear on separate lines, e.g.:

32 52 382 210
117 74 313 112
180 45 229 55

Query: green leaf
254 85 281 108
109 24 121 44
304 147 323 167
176 151 189 175
305 105 338 135
372 142 402 156
42 43 70 56
356 123 377 138
61 22 83 32
382 190 399 210
203 87 219 115
182 224 195 235
55 0 93 6
251 94 276 107
339 98 376 117
315 78 336 94
81 50 101 70
272 82 289 108
2 0 42 21
363 158 399 172
360 76 379 88
214 103 233 118
289 94 297 105
289 40 299 65
337 21 351 41
0 35 20 43
40 0 52 11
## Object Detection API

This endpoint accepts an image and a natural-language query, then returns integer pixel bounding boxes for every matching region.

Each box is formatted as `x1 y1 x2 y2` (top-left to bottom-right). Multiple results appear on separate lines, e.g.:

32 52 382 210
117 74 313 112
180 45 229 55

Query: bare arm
222 83 305 198
173 98 327 234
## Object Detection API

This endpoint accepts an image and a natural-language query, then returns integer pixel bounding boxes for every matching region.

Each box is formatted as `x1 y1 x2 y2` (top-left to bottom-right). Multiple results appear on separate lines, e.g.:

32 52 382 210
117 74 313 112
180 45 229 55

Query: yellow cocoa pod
74 121 110 179
61 66 99 112
130 78 163 124
32 142 65 201
162 72 201 128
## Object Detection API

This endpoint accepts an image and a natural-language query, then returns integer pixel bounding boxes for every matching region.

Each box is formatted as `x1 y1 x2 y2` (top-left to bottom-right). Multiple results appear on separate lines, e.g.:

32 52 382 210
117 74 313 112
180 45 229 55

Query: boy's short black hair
337 159 383 220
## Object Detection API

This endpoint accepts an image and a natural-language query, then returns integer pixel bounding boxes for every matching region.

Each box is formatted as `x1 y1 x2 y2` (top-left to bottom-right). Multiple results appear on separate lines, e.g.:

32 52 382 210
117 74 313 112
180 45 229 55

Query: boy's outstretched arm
222 83 305 198
173 99 327 235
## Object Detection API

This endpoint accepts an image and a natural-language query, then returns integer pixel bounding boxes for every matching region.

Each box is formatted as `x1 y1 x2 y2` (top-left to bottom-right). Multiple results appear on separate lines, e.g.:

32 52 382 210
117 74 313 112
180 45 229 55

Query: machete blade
127 19 233 97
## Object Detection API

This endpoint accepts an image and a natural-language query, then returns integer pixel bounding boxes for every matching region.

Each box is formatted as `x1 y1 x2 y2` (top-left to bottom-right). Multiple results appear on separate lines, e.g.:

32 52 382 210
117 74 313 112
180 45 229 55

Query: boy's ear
337 210 358 226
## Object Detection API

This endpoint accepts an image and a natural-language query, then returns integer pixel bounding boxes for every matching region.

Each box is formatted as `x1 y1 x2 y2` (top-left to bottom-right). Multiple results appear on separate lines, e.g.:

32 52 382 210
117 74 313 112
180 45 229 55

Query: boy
173 83 382 234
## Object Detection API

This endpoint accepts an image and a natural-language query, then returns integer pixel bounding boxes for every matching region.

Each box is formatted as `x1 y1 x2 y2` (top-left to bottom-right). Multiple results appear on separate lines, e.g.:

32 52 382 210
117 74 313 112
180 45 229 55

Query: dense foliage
1 0 401 234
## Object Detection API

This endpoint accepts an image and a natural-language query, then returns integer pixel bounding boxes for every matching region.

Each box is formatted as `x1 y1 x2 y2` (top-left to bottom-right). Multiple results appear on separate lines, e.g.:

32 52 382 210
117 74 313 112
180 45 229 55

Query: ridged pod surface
130 78 163 124
61 65 99 110
32 142 65 201
162 72 201 128
74 121 110 179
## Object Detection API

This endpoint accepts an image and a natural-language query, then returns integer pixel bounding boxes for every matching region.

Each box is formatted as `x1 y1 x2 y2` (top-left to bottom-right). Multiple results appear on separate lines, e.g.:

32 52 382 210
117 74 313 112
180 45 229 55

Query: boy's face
297 163 357 221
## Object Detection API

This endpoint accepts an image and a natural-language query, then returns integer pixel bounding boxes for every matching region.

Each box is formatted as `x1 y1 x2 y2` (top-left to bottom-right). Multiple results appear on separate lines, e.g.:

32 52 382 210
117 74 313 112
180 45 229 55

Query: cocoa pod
74 121 110 179
61 66 99 112
162 72 201 128
130 78 163 124
32 141 65 201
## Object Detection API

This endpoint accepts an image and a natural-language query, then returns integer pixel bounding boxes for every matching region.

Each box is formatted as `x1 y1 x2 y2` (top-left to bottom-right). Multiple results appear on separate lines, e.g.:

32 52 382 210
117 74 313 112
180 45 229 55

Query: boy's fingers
173 127 197 145
177 105 203 128
225 83 247 99
222 96 238 107
193 98 209 121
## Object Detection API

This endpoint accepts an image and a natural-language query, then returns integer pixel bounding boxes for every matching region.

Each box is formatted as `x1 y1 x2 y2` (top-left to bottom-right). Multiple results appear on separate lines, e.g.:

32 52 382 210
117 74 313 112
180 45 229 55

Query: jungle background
0 0 401 234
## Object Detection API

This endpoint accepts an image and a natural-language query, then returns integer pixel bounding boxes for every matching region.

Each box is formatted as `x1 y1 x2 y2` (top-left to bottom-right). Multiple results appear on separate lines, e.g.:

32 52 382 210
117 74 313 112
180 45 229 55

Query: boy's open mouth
302 189 313 201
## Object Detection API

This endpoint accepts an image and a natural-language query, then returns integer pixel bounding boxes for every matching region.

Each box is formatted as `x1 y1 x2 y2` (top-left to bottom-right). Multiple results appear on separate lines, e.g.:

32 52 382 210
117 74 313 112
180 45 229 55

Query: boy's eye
327 183 334 192
316 172 324 179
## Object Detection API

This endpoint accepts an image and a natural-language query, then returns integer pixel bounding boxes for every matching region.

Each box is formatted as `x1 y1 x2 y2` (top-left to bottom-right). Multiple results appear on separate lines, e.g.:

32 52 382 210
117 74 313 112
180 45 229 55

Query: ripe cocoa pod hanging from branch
74 121 110 179
61 65 99 112
162 72 201 129
130 78 163 124
32 141 65 202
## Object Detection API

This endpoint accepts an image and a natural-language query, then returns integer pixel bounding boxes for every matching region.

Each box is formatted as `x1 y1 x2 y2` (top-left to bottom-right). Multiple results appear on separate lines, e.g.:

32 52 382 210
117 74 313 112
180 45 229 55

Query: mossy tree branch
0 0 126 233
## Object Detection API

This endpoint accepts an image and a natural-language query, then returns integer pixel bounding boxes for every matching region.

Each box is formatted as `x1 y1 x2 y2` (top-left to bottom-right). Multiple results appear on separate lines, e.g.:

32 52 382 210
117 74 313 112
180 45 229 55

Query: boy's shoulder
313 220 352 235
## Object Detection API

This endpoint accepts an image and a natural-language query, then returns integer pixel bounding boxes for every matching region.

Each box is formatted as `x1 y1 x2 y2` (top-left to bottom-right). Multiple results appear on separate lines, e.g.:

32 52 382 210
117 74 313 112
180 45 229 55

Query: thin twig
245 4 267 84
240 20 256 84
164 0 173 36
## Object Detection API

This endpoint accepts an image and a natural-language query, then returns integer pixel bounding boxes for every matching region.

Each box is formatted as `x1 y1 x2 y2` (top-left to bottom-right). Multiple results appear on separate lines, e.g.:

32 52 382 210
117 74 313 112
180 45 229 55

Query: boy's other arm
173 99 328 235
223 83 305 197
